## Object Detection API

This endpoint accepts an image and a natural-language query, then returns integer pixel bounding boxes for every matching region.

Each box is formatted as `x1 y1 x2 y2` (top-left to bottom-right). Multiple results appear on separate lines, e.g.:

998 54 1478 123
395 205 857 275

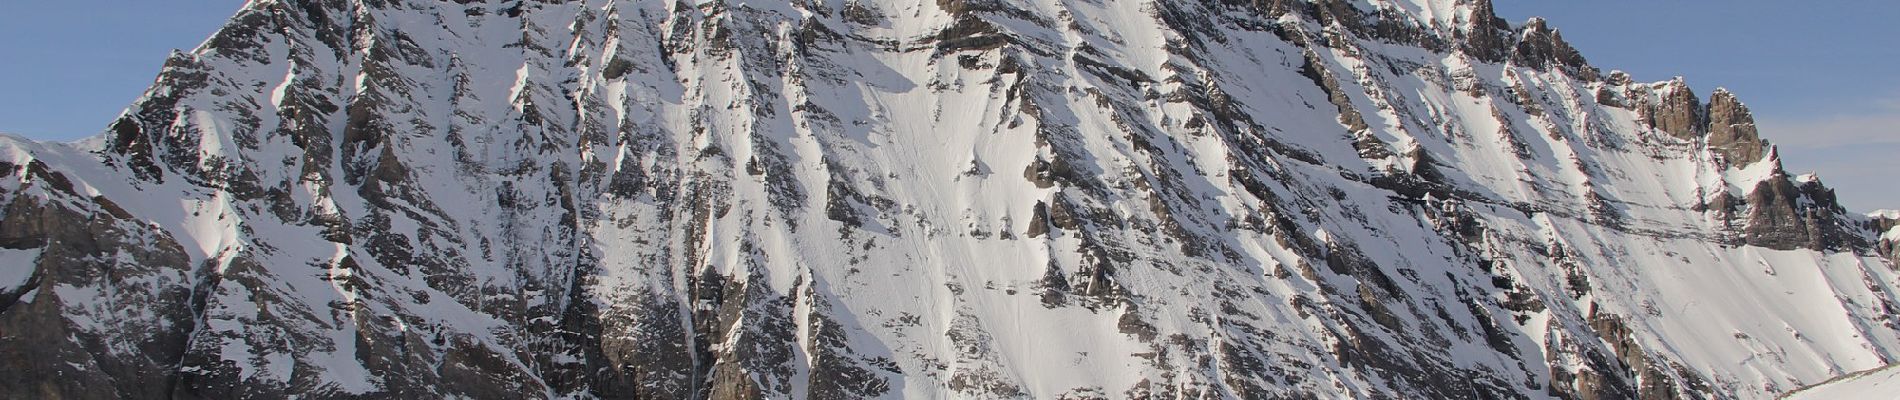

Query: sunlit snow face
0 1 1893 399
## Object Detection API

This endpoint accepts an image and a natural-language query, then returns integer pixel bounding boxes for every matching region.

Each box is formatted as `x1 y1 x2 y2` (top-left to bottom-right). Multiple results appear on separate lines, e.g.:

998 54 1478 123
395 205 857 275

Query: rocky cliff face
3 0 1898 399
1871 211 1900 263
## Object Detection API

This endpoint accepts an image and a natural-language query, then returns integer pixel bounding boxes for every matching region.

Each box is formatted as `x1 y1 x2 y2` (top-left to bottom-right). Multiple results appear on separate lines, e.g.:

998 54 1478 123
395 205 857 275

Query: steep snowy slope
2 0 1897 399
1781 364 1900 400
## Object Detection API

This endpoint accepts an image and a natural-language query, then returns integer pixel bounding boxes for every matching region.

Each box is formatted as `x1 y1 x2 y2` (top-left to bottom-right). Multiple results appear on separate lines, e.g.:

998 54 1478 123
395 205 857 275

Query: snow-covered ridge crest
2 0 1897 399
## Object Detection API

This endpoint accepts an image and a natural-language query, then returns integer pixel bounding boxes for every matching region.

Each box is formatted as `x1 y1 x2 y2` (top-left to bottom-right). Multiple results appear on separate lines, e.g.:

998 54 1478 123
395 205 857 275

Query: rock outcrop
1707 88 1769 165
1871 212 1900 263
1 0 1896 399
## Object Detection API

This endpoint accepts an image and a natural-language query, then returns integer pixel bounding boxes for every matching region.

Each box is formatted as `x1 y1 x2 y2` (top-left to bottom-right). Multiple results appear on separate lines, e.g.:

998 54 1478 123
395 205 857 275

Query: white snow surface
1783 364 1900 400
0 0 1895 398
0 248 40 293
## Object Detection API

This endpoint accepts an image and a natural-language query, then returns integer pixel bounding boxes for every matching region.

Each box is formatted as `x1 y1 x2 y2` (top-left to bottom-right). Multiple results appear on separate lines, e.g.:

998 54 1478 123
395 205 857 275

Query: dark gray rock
0 188 196 399
1740 172 1859 251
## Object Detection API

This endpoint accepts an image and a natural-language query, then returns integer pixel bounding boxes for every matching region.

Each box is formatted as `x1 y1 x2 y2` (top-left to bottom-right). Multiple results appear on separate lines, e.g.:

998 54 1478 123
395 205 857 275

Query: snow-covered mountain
2 0 1897 398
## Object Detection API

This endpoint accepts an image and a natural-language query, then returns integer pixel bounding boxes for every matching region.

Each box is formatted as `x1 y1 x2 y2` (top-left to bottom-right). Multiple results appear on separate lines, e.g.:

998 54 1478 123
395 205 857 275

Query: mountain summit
2 0 1897 398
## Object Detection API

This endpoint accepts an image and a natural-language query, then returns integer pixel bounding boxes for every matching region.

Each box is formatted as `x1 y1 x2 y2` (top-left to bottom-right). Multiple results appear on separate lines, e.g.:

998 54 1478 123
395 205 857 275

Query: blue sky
0 1 1893 210
0 2 241 138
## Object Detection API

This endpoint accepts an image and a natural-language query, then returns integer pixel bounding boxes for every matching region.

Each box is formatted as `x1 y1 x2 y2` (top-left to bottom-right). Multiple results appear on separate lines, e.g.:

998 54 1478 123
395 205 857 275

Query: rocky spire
1706 88 1769 164
1510 17 1597 80
1642 78 1708 140
1455 0 1513 63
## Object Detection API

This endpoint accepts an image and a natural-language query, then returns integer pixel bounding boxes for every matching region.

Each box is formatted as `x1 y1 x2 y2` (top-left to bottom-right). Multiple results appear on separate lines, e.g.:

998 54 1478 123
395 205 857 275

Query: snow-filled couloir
1 0 1897 399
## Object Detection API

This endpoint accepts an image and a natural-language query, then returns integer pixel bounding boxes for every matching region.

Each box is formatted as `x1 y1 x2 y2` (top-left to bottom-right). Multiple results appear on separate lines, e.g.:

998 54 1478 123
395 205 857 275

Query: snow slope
1783 364 1900 400
0 0 1895 399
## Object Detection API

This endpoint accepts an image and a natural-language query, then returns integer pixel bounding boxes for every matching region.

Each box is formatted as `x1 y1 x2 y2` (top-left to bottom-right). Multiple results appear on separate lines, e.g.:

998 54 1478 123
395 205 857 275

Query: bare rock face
1511 18 1597 80
1641 80 1709 141
1456 0 1514 63
1882 236 1900 265
1706 89 1768 165
1742 173 1834 250
1690 166 1864 253
1 1 1897 399
0 163 196 399
1870 215 1900 263
1619 80 1772 166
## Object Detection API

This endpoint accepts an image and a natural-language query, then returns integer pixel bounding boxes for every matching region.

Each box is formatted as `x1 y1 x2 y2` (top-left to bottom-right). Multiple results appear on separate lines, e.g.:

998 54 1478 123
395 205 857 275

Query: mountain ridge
1 0 1896 398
